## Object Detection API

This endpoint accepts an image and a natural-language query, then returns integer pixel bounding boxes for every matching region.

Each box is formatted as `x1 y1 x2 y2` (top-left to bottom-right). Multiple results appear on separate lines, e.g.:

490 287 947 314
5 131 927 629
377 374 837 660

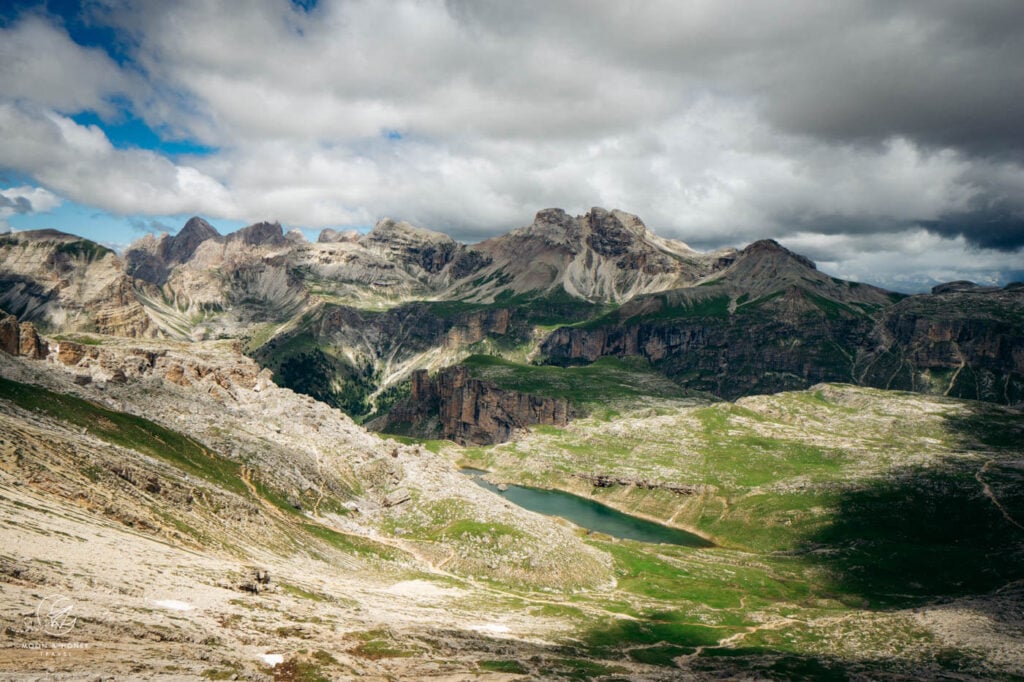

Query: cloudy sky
1 0 1023 291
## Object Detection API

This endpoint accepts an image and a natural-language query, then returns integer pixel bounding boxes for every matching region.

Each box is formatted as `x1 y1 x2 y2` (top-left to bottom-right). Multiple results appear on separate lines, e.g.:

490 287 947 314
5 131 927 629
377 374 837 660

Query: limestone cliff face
541 286 874 399
857 285 1024 404
373 366 574 445
18 322 47 359
540 282 1024 405
0 312 18 355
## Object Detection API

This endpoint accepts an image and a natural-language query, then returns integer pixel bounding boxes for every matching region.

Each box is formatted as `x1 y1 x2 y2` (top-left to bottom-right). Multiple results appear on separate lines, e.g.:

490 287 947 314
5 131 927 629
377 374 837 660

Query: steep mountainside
859 282 1024 403
539 239 906 398
2 207 1022 423
0 230 156 336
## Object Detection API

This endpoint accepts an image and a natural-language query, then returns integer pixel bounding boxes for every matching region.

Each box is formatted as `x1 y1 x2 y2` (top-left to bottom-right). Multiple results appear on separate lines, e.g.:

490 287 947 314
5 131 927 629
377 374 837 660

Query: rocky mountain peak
230 221 287 247
363 218 455 246
740 239 817 271
360 218 461 275
583 207 648 257
524 207 650 255
159 217 221 264
180 216 219 240
317 228 359 243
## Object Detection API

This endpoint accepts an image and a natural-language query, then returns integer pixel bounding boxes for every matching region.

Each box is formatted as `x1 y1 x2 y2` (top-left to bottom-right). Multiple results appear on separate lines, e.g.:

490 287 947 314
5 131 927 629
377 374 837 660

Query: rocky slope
0 334 633 678
456 207 721 303
0 230 157 337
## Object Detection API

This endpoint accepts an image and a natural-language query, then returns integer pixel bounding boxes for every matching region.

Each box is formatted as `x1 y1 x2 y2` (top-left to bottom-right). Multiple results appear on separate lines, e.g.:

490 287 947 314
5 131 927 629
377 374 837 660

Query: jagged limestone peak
363 217 456 246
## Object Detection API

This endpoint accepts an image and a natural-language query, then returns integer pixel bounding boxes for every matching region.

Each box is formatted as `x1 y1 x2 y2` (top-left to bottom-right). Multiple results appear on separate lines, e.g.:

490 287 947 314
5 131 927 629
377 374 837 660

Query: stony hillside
3 316 1022 679
0 230 156 337
0 328 630 678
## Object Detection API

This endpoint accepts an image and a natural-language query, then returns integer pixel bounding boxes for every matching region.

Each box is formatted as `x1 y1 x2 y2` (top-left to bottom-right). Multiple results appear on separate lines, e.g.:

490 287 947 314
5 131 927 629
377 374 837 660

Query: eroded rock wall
373 366 574 445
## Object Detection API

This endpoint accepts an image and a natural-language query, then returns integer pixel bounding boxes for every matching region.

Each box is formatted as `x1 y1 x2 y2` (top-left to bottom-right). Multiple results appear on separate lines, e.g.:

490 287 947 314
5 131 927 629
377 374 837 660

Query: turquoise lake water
462 470 712 547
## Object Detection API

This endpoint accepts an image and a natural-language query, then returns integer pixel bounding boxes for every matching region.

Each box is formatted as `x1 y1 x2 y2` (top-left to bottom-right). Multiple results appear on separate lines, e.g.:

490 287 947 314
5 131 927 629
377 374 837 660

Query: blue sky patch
70 112 217 157
5 199 247 251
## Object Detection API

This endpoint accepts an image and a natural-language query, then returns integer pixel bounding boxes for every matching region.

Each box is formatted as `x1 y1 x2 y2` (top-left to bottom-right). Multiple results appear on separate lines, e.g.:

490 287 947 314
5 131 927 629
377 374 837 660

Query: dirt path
240 465 291 522
977 459 1024 532
677 615 806 663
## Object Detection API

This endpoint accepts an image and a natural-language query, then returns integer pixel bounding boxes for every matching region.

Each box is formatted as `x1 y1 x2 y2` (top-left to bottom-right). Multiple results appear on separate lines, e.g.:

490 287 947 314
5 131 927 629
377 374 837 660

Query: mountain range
2 207 1021 434
1 207 1023 679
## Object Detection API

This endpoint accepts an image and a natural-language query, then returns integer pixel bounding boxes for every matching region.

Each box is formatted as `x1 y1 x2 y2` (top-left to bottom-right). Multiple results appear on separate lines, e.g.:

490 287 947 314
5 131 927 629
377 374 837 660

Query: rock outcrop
0 312 19 355
229 221 288 248
573 472 708 496
0 313 48 359
372 366 574 445
18 322 46 359
317 228 359 243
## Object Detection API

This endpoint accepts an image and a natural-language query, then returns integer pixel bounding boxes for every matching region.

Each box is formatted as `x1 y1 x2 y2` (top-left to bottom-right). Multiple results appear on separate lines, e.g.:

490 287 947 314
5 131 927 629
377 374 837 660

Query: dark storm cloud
448 1 1024 158
920 196 1024 251
755 1 1024 160
0 194 32 214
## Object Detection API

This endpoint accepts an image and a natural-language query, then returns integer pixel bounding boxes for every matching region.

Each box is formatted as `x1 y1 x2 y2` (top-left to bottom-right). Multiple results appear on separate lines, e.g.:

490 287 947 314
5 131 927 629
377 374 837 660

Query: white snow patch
385 579 460 598
261 654 284 666
152 599 193 611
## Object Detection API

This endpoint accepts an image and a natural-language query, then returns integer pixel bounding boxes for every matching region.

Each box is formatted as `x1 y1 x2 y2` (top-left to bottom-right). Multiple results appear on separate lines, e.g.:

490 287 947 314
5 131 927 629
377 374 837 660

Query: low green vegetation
0 376 248 497
347 629 424 659
459 382 1024 676
585 293 731 328
478 659 528 674
460 354 693 407
54 238 113 262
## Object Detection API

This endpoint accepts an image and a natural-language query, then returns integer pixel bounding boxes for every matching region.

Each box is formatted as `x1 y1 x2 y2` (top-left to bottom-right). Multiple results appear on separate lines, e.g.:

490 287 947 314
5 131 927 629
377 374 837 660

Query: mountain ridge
2 207 1022 416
